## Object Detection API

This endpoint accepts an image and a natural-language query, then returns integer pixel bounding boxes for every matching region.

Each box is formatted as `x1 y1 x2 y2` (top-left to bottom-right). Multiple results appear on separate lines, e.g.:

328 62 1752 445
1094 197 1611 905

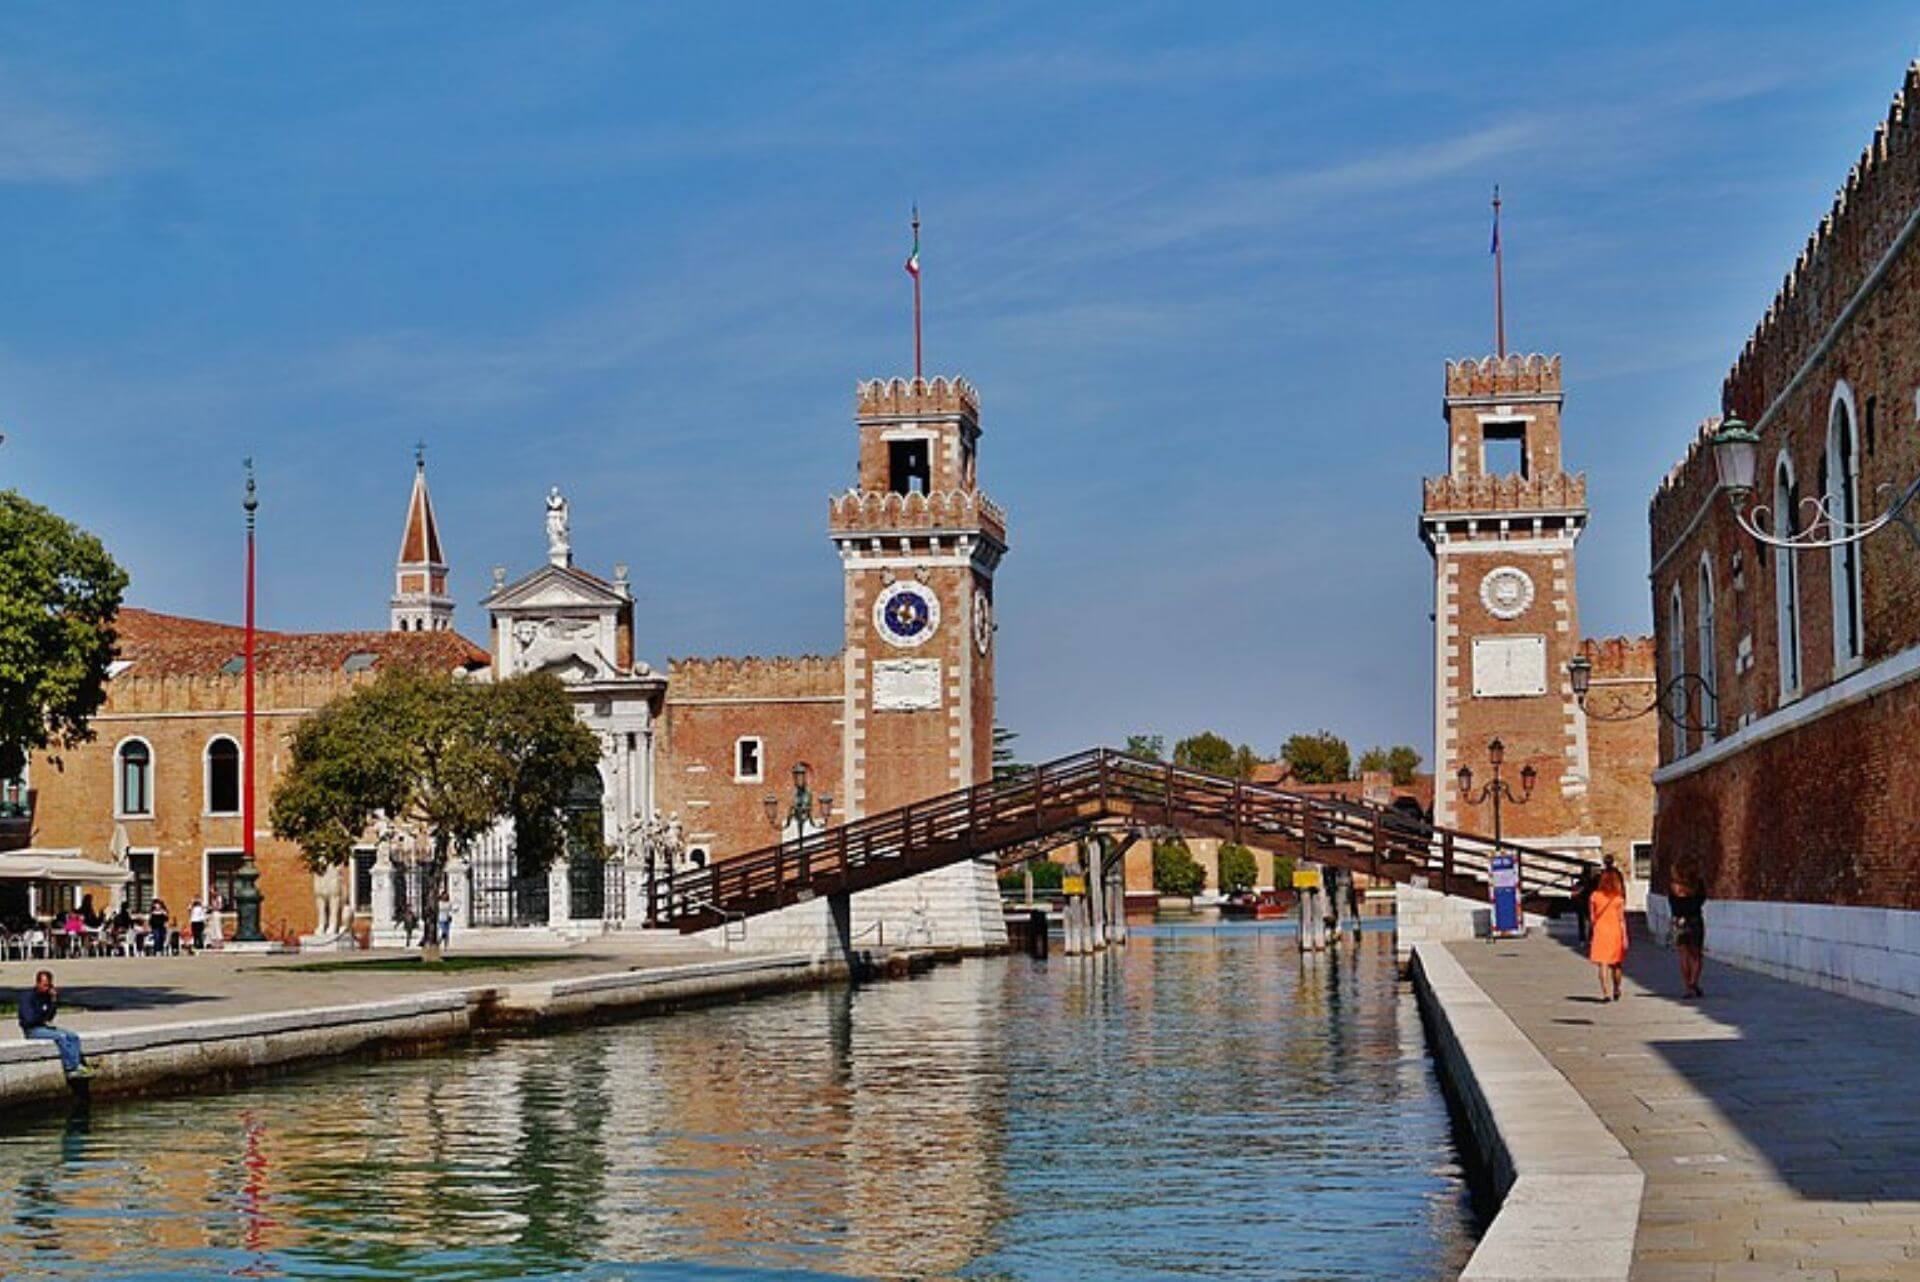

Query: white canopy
0 849 133 884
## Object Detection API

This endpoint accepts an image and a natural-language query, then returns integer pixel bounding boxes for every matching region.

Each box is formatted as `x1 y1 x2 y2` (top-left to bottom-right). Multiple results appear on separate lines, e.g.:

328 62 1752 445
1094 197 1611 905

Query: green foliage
0 492 128 779
270 669 602 873
1358 744 1423 785
1217 841 1258 894
1173 731 1266 780
992 723 1031 781
1151 838 1206 897
1123 734 1165 763
1281 730 1352 784
1270 852 1295 889
997 859 1066 893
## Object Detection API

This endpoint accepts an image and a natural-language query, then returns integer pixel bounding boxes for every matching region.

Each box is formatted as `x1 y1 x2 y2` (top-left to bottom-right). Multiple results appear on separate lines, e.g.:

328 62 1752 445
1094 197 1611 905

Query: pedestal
370 851 404 948
298 931 357 953
231 856 265 943
547 858 571 930
448 856 472 932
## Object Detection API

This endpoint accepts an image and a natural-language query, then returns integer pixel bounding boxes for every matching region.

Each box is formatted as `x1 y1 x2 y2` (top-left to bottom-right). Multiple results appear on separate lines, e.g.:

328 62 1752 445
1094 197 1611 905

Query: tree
1151 838 1206 897
1282 730 1351 784
1123 734 1165 763
1173 731 1266 780
271 669 602 905
1358 744 1423 786
992 723 1031 781
0 493 128 780
1217 841 1258 895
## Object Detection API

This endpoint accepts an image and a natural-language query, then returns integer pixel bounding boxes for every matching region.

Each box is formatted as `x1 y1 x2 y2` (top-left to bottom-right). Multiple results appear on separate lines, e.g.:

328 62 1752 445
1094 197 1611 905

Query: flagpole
911 205 923 381
1492 185 1506 359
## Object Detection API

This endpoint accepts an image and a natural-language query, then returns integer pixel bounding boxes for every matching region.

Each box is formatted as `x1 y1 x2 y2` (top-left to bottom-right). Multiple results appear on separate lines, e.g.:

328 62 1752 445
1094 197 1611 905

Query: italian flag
904 222 920 278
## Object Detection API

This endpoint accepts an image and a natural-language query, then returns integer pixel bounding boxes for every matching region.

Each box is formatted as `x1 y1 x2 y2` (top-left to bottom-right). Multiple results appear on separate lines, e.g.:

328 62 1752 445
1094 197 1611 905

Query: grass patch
274 954 580 975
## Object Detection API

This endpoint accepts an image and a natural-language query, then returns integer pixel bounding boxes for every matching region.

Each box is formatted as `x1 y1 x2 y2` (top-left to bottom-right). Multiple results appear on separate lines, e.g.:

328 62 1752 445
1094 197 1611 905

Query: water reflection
0 929 1474 1281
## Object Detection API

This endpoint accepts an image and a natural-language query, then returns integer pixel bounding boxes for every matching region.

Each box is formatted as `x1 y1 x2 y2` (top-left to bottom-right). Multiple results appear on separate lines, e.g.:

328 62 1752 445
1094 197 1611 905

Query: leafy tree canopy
1172 731 1266 780
270 669 601 873
0 492 128 780
1151 838 1206 897
1281 730 1351 785
1123 734 1166 763
1217 841 1258 894
1357 744 1423 786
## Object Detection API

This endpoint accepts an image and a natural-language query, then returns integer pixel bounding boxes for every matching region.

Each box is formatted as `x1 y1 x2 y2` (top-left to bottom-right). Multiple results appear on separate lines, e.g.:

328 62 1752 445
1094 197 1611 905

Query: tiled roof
110 607 491 678
398 461 445 566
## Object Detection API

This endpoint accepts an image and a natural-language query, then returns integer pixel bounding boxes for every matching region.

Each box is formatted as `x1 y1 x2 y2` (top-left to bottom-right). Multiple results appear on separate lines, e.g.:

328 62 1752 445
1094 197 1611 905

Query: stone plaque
873 658 942 711
1472 635 1547 698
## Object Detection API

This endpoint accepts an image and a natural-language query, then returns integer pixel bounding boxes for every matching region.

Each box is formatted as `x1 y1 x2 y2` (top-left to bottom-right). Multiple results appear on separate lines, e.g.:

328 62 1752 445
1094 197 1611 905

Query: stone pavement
1452 924 1920 1281
0 934 721 1035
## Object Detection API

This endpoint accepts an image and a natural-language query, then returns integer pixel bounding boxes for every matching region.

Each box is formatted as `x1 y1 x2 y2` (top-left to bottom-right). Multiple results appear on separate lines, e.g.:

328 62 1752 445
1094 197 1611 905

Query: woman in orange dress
1588 854 1628 1001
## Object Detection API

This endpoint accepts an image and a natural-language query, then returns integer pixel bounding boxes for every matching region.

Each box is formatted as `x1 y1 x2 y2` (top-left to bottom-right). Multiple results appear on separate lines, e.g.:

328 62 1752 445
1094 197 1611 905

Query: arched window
1667 582 1688 759
1827 384 1865 671
117 739 153 817
1697 557 1718 743
205 736 241 815
1774 454 1803 700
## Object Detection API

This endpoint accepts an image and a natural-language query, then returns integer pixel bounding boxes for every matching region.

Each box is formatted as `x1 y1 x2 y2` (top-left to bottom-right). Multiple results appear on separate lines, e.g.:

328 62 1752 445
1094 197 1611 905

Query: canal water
0 926 1480 1281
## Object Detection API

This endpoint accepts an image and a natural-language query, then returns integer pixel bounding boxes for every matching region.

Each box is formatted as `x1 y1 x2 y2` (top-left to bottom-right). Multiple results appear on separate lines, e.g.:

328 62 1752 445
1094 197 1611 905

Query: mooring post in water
1298 861 1327 953
1085 840 1108 952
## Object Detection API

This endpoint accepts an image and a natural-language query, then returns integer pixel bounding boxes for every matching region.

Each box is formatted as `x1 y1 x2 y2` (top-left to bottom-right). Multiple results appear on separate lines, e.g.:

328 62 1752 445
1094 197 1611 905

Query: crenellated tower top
1444 352 1563 400
856 375 980 421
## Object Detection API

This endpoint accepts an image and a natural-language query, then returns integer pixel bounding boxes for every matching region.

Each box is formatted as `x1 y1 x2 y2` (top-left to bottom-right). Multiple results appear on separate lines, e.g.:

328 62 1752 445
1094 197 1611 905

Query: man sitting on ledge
18 969 94 1080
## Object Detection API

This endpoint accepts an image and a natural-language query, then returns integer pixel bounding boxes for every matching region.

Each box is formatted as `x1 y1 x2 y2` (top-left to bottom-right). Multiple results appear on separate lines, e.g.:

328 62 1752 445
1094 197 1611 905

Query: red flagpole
912 206 923 381
1492 185 1506 359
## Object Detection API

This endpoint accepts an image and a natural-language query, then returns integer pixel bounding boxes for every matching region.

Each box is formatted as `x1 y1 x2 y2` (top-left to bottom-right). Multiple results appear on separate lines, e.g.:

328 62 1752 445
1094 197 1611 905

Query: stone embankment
0 951 846 1116
1412 942 1643 1282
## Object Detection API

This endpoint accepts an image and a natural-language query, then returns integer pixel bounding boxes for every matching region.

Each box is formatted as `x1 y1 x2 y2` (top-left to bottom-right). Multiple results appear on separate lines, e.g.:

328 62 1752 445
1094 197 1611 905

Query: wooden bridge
650 749 1593 936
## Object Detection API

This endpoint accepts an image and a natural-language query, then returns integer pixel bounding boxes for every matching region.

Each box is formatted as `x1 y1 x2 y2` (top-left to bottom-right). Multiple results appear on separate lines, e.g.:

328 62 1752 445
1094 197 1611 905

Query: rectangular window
352 849 375 911
1631 842 1653 882
0 774 26 819
207 850 246 908
127 851 156 915
888 439 931 495
1482 420 1528 478
734 737 764 783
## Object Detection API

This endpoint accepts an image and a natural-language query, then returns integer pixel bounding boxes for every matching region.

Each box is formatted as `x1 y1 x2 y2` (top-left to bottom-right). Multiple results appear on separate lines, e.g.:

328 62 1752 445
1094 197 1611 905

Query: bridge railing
652 747 1594 928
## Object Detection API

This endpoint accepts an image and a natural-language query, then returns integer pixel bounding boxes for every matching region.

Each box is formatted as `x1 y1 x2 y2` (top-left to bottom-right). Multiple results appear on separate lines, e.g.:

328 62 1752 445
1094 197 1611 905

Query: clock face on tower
973 588 993 655
1479 566 1536 620
874 581 940 648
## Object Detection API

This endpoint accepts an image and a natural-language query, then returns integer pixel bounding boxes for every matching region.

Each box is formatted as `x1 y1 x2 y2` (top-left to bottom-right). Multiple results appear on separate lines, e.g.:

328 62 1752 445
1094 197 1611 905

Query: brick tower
830 376 1007 945
390 451 454 633
1420 355 1597 855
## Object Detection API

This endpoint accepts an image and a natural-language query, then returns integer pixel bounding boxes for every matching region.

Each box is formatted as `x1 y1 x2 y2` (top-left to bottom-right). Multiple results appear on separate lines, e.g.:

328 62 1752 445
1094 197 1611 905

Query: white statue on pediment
545 486 571 567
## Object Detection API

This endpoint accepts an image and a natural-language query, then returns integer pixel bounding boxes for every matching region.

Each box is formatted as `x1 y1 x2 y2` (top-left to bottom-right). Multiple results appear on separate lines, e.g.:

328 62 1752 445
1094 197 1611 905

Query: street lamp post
1456 737 1535 846
232 459 266 944
1710 413 1920 550
763 761 833 843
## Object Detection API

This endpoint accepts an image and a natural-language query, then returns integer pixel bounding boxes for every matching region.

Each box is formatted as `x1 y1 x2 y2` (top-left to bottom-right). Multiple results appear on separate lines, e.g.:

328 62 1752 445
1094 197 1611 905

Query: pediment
484 564 626 613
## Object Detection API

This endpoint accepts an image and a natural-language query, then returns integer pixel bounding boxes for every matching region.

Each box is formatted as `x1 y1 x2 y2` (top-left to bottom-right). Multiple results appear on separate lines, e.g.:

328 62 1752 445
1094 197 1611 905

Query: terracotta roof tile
111 607 490 679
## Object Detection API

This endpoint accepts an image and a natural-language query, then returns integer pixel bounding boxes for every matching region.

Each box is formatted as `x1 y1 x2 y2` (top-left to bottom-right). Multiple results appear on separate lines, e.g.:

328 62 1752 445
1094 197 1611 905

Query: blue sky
3 3 1915 763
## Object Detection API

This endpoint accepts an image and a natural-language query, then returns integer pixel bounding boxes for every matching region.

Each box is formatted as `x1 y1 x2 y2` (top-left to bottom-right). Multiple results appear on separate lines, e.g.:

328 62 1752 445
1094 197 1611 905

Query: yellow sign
1061 875 1087 896
1292 869 1322 890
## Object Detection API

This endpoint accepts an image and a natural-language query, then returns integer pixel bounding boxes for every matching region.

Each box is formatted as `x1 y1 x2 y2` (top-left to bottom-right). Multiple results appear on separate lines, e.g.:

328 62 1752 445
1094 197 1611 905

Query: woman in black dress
1667 866 1708 998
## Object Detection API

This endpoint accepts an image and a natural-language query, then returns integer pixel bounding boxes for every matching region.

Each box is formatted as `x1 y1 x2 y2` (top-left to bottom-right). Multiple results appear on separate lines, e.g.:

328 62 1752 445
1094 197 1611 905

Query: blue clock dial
873 582 940 648
885 593 930 638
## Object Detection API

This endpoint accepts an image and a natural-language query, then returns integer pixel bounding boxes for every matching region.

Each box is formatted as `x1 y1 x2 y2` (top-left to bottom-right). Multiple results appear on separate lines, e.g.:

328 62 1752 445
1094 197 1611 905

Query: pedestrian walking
1569 865 1599 946
1667 865 1709 998
206 892 225 948
436 892 453 950
188 897 207 952
18 970 94 1080
401 905 418 949
148 900 171 955
1588 854 1628 1002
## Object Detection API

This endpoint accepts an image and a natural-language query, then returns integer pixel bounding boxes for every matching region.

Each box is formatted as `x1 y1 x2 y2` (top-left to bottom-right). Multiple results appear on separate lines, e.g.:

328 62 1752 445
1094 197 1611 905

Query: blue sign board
1490 852 1521 936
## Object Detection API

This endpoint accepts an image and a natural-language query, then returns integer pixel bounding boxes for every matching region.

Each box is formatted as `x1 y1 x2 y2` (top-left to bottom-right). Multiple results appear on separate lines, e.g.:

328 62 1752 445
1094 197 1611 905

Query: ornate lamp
1710 415 1761 505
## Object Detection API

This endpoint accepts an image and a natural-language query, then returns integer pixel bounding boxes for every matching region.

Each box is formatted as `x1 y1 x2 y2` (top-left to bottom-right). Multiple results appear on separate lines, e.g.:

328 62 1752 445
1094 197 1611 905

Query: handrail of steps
650 748 1596 932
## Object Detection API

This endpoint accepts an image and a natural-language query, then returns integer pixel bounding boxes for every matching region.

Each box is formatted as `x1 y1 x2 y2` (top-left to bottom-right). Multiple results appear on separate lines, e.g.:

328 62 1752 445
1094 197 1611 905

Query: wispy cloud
0 101 123 183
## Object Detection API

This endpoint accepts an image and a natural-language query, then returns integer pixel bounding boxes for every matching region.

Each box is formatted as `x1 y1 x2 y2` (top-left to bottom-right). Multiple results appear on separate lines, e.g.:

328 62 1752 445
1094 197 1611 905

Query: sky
2 3 1916 765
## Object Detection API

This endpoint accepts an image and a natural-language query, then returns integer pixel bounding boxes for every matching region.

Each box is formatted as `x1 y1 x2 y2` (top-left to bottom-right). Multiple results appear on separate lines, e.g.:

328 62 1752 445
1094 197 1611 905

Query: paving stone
1450 926 1920 1278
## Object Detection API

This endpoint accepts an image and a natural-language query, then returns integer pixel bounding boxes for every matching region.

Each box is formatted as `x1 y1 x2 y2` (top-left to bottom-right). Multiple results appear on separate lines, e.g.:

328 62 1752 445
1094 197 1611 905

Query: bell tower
1420 354 1596 852
831 376 1006 820
391 450 454 633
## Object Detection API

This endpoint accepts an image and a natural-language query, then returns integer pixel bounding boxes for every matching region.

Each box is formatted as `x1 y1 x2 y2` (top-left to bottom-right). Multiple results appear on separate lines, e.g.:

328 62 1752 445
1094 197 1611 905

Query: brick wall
1648 60 1920 903
1583 636 1658 870
656 655 844 861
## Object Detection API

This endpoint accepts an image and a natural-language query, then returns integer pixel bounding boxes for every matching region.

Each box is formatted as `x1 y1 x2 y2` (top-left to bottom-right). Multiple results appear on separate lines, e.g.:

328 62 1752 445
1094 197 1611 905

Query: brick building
646 376 1009 949
1647 60 1920 1009
1402 351 1657 944
12 606 488 937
